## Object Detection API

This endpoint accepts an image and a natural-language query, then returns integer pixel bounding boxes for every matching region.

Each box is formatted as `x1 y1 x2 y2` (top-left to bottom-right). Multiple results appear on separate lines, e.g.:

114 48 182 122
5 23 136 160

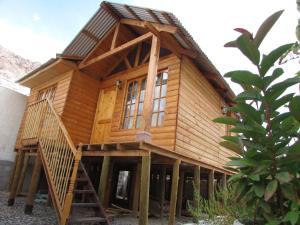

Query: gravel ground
0 191 193 225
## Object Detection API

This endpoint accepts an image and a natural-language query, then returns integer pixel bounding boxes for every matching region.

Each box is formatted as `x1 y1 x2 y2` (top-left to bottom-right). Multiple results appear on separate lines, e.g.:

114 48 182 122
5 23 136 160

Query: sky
0 0 299 94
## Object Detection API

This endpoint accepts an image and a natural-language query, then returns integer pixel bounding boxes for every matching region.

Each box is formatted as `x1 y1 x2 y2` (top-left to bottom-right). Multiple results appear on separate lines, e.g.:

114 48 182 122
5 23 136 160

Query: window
121 70 168 129
37 85 56 102
123 80 138 129
151 71 168 127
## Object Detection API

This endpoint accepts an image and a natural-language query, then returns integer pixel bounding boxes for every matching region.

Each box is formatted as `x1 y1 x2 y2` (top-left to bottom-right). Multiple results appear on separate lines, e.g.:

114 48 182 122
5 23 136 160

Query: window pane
136 116 141 128
159 98 166 111
128 117 134 129
156 74 162 86
151 113 158 127
153 99 159 112
138 103 143 114
154 86 160 99
141 79 146 90
140 90 145 102
125 105 130 117
123 118 129 129
161 84 167 97
130 104 135 116
162 72 168 84
158 112 165 126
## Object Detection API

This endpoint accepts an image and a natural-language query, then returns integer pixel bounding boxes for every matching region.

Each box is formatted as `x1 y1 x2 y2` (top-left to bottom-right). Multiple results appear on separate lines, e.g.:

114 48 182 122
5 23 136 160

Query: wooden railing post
60 146 82 225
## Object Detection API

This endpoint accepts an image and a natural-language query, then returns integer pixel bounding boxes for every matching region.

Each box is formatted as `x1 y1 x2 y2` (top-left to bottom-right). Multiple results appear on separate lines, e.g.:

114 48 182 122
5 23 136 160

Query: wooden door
91 86 117 143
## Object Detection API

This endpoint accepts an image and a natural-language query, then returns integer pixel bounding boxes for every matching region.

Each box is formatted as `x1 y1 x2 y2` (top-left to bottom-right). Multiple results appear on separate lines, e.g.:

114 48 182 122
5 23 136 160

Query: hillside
0 45 40 94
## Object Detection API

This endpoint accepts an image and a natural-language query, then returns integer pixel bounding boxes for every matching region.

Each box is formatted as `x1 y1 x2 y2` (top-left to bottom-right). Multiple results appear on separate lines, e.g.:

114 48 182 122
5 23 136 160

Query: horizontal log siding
15 71 73 148
175 57 237 169
108 55 180 150
62 70 100 145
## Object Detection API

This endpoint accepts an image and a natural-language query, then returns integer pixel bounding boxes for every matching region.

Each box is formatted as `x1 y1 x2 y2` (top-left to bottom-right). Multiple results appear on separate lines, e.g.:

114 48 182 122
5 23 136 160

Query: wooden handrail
21 98 81 225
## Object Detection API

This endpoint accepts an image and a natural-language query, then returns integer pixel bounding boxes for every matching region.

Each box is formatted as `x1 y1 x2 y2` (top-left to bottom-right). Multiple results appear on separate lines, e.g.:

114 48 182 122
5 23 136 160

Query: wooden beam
80 32 153 69
82 29 99 42
82 150 149 157
120 18 177 34
8 150 25 206
134 43 142 67
132 162 142 217
24 153 42 214
80 23 118 66
221 173 227 189
194 165 201 208
17 154 29 195
139 35 160 134
141 51 150 65
98 156 110 203
208 170 215 200
145 21 161 38
111 23 120 50
159 166 166 218
139 155 151 225
168 159 180 225
8 154 19 192
176 170 184 217
124 56 132 69
56 54 84 61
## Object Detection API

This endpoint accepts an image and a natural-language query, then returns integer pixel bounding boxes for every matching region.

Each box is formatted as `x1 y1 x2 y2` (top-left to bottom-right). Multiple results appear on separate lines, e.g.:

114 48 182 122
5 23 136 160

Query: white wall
0 87 26 161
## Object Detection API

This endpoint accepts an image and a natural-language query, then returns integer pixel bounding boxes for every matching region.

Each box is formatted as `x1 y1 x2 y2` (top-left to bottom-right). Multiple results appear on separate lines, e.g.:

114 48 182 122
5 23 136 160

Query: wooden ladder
68 162 109 225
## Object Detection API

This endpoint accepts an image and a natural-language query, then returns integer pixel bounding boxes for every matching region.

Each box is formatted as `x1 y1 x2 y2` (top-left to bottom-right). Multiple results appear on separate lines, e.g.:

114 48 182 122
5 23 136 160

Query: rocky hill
0 45 40 94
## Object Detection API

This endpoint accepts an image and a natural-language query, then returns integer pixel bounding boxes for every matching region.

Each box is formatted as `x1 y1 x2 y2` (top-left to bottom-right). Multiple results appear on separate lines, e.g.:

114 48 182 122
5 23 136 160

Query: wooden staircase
68 162 109 224
20 99 109 225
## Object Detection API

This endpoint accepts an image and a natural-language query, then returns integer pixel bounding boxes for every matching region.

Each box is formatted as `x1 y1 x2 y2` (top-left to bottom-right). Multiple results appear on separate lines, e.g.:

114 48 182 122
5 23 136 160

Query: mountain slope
0 45 41 94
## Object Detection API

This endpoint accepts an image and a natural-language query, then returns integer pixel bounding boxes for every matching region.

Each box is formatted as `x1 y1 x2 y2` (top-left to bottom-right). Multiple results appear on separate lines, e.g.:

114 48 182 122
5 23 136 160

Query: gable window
151 71 168 127
121 70 168 129
37 85 56 102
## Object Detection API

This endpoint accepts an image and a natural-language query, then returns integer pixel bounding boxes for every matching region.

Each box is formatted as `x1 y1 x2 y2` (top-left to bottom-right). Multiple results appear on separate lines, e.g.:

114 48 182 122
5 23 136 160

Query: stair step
72 203 99 208
74 189 93 194
68 216 106 223
76 177 88 182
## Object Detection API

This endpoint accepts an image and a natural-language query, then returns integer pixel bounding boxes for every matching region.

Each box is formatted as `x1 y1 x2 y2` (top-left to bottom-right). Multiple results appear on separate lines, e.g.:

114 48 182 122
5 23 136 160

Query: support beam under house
168 159 180 225
98 156 110 203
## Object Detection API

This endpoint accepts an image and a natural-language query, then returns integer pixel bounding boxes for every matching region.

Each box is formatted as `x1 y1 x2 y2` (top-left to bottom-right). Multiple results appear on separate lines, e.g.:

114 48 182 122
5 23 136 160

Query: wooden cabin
7 2 238 225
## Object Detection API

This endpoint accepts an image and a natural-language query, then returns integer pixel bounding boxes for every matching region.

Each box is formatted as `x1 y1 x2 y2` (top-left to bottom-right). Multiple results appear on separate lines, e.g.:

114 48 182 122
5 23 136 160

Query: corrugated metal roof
34 1 234 102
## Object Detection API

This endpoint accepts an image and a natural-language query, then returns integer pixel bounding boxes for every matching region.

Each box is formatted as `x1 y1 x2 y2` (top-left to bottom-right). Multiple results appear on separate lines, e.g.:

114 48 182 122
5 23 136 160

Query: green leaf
224 70 263 89
260 201 272 214
213 116 239 125
264 180 278 201
275 172 293 184
226 159 256 167
289 96 300 123
235 103 262 124
235 90 262 102
254 10 284 47
263 68 284 88
237 34 260 65
281 183 299 202
224 40 238 47
284 211 299 225
260 43 294 76
254 183 265 197
249 174 260 181
222 135 240 144
271 93 294 111
219 141 242 154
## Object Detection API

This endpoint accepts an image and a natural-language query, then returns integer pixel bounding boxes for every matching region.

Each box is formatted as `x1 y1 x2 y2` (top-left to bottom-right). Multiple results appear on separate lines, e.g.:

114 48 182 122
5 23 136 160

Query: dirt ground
0 192 193 225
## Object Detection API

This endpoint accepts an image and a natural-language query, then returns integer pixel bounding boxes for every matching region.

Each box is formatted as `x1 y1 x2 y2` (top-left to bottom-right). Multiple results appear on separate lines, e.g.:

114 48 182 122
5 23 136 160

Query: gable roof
20 1 235 103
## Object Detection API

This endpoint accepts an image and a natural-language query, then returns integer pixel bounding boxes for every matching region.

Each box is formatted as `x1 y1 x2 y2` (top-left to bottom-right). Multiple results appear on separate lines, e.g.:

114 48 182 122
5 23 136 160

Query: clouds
0 19 66 63
32 13 40 22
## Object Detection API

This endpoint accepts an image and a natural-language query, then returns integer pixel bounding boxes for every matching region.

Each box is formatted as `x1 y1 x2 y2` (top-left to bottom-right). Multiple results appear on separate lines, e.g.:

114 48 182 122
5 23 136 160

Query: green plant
214 10 300 225
187 183 247 225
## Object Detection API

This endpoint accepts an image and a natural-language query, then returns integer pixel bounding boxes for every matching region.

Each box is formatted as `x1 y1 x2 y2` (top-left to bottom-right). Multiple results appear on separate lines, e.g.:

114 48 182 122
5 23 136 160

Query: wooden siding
15 71 73 148
175 57 237 169
62 70 100 145
98 55 180 150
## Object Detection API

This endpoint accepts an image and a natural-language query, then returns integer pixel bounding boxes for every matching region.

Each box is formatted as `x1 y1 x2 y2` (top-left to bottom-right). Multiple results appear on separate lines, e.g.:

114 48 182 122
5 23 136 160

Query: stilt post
98 156 110 203
132 162 142 217
138 155 151 225
176 170 184 217
24 153 42 214
8 150 25 206
159 166 166 218
168 159 180 225
208 170 215 200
